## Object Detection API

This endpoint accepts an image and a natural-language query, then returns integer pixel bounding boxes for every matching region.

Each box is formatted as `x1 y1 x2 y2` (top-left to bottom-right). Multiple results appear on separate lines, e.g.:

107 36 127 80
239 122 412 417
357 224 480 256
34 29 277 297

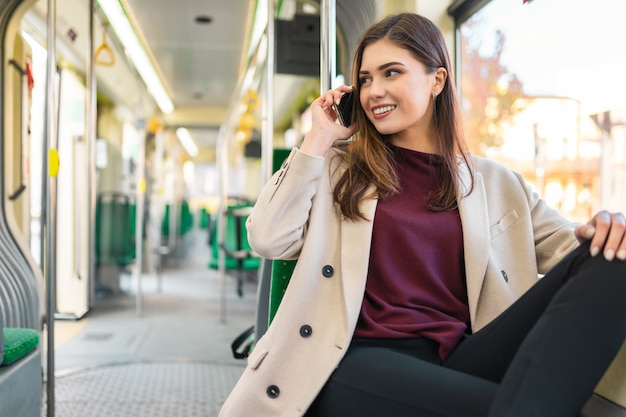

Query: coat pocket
247 340 269 370
491 210 520 239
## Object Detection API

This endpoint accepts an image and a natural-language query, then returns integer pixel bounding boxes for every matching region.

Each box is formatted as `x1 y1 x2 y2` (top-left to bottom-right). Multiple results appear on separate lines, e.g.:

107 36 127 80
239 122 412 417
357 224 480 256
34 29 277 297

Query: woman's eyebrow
359 61 406 74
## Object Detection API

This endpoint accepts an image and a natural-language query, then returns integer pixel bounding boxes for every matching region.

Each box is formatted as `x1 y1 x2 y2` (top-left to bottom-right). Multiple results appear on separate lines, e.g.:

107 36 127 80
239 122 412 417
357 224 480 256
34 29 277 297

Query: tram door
55 69 89 319
5 31 46 322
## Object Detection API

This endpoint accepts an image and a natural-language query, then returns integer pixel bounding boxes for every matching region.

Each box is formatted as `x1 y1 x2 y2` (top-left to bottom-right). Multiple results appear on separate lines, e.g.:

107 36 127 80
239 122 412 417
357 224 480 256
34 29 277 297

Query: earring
432 91 438 100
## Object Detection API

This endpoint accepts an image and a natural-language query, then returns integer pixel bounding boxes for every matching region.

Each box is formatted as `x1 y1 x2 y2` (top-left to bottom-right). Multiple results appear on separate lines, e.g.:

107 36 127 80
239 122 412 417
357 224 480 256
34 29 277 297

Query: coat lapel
457 162 490 325
340 189 377 335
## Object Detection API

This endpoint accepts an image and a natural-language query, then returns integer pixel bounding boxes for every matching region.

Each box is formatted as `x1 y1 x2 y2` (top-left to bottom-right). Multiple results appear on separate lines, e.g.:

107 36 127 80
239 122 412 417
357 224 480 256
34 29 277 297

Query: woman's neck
388 120 439 154
390 134 439 155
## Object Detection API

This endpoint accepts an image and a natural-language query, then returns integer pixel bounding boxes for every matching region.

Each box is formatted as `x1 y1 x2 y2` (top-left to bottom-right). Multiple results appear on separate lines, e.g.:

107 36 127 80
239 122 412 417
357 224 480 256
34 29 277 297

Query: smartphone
332 91 354 127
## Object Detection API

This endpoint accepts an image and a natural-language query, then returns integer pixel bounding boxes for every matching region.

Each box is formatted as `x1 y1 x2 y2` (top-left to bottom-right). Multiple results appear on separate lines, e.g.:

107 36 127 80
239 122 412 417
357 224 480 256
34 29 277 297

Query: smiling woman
218 8 626 417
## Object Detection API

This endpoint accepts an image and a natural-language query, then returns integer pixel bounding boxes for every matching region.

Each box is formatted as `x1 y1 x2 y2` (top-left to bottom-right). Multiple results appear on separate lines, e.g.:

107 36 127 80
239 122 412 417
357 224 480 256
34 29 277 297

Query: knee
557 245 626 313
569 241 626 281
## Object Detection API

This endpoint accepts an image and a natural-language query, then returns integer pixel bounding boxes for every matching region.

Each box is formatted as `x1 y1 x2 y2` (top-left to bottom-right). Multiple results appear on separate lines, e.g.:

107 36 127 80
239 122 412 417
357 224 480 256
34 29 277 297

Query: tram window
459 0 626 221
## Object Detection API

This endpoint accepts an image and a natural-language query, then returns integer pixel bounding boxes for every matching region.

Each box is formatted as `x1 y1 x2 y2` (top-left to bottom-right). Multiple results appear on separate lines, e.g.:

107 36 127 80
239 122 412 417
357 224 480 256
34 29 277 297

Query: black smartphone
333 91 354 127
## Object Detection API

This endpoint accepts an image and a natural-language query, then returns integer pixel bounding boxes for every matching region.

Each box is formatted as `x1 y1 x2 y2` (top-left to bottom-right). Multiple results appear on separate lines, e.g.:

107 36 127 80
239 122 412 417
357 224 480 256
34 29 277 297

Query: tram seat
200 207 210 229
162 200 194 238
0 308 41 417
208 204 260 297
95 192 136 293
95 192 136 267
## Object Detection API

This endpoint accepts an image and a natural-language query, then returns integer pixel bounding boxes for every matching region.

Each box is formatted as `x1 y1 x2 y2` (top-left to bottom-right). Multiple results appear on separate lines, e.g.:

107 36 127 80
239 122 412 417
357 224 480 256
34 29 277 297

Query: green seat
208 204 260 271
268 149 298 323
200 208 209 229
95 192 136 266
269 259 296 323
209 204 261 296
162 200 194 237
1 328 39 366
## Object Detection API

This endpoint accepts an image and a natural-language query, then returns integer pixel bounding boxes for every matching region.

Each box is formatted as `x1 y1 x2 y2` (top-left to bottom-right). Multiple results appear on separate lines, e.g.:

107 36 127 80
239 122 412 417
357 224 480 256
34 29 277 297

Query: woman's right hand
300 85 356 156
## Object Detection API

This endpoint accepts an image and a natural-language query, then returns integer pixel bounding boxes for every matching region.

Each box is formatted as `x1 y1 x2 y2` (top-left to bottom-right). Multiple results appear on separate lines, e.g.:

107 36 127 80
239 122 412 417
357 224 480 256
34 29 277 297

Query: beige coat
219 147 580 417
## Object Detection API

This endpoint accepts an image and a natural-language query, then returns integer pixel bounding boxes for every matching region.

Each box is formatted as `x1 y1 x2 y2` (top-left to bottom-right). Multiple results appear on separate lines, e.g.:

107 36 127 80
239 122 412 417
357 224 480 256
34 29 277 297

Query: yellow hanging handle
95 24 115 67
49 149 60 177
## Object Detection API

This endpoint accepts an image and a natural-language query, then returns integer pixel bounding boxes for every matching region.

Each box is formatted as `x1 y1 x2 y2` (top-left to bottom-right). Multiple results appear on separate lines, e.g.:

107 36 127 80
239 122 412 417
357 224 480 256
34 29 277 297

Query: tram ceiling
24 0 378 157
121 0 378 151
123 0 252 111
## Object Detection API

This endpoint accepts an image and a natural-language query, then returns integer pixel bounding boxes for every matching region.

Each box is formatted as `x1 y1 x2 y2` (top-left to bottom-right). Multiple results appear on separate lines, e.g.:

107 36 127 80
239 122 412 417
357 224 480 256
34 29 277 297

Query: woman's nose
368 79 385 99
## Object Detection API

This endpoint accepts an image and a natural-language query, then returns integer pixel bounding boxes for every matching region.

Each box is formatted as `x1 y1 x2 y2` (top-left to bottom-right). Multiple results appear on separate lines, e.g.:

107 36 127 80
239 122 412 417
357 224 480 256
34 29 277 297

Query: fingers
300 86 356 156
319 85 353 104
586 211 626 261
607 212 626 260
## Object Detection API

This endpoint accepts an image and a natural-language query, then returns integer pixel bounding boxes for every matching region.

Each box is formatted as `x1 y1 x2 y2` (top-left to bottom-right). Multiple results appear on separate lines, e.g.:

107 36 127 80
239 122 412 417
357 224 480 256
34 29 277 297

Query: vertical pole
154 129 164 292
86 0 97 309
320 0 336 93
45 0 57 414
217 140 227 322
261 0 275 183
216 13 266 324
134 120 146 317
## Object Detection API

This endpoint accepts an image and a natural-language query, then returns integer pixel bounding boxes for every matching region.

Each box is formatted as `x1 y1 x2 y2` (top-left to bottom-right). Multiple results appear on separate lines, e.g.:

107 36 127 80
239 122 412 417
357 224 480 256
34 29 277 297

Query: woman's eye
359 77 371 85
386 69 400 77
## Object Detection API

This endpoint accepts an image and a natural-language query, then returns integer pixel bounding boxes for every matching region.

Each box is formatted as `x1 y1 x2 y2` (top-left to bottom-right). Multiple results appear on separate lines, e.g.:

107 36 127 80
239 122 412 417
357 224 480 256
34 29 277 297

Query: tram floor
41 228 257 417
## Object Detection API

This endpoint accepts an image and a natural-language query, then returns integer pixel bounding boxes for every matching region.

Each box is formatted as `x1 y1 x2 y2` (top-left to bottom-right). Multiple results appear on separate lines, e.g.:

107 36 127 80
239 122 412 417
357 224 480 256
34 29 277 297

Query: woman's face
358 38 441 146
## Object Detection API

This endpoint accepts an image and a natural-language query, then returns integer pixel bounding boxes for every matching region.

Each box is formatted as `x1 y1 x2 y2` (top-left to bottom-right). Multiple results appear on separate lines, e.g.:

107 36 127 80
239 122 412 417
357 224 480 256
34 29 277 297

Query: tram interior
0 0 625 416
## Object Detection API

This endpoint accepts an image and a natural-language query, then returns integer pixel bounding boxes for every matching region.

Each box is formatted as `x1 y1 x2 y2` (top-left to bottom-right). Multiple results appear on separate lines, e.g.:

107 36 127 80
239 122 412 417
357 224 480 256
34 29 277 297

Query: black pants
306 244 626 417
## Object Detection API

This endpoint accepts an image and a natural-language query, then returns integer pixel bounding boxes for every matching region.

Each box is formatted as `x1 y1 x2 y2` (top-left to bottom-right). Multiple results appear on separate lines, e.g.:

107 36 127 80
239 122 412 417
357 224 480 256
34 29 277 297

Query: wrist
300 132 330 156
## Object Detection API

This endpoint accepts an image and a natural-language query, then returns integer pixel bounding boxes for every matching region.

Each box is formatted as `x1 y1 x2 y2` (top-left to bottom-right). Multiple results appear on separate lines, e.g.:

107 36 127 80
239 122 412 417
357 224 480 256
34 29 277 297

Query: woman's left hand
574 210 626 261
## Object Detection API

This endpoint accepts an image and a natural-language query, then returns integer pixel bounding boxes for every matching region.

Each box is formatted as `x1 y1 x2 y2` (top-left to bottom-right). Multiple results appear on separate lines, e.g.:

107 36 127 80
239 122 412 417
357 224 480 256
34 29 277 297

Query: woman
219 12 626 417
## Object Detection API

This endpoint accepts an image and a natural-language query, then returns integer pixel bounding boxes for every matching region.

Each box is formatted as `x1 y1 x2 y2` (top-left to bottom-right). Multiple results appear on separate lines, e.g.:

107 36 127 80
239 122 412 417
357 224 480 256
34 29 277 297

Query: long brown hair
334 13 473 220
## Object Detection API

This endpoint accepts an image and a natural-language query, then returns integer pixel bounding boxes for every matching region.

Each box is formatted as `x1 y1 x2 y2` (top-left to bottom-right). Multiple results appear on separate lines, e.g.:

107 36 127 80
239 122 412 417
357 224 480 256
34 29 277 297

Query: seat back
269 260 296 323
162 200 194 238
95 192 135 266
208 203 260 271
267 149 298 323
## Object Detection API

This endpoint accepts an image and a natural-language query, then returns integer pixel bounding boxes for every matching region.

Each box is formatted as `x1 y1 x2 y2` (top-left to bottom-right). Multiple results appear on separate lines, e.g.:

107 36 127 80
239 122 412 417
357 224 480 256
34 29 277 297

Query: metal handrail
44 1 58 415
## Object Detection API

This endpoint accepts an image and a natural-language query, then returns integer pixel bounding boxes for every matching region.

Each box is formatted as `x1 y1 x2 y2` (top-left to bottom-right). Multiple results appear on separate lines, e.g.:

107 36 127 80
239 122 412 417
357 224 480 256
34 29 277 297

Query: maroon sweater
354 145 470 360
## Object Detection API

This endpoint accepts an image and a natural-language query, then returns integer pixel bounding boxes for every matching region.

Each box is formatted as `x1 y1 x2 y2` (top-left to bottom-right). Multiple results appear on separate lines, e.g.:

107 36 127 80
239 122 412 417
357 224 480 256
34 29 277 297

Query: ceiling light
97 0 174 114
176 127 199 157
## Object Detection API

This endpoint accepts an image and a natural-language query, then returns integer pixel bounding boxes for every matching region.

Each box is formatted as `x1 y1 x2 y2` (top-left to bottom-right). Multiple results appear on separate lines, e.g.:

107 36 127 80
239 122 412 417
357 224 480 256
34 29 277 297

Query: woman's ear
433 67 447 95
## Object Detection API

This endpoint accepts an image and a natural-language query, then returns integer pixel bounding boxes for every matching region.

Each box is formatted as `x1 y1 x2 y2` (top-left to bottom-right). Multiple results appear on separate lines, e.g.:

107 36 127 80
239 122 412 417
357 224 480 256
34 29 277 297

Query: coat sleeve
246 148 327 260
513 170 580 273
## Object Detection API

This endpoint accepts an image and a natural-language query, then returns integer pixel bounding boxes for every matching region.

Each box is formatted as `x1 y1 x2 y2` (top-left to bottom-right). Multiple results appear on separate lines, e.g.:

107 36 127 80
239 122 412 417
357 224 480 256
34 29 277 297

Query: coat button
299 325 312 338
322 265 334 277
267 385 280 398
